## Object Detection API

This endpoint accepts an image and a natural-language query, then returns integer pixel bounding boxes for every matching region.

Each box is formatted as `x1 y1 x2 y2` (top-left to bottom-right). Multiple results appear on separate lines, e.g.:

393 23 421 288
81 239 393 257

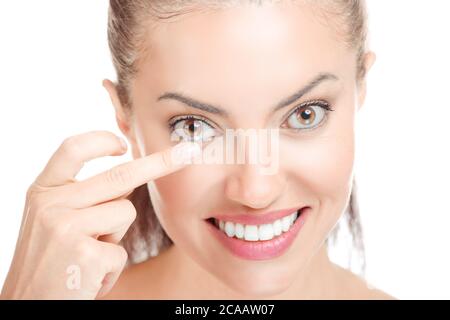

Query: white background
0 1 449 299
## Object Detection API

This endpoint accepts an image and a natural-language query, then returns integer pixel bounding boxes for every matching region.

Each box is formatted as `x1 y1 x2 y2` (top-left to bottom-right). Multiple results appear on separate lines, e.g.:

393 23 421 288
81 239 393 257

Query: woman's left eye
169 116 218 143
282 100 333 130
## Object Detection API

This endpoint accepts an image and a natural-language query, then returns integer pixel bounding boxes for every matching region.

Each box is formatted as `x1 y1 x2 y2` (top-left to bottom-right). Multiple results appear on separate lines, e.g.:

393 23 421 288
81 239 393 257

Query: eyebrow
157 91 228 116
156 72 339 116
273 72 339 111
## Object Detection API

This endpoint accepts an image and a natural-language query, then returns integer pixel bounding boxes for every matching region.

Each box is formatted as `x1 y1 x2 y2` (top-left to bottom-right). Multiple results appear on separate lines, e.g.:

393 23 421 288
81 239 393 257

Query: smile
213 210 299 241
205 207 309 260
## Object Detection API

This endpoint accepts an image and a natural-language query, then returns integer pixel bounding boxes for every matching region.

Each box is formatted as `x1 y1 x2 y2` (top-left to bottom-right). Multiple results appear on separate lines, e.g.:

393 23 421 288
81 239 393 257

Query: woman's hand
0 130 199 299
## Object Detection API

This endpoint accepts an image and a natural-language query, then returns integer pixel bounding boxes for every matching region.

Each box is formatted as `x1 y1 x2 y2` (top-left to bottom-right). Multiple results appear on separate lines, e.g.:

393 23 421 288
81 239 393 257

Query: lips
205 207 309 260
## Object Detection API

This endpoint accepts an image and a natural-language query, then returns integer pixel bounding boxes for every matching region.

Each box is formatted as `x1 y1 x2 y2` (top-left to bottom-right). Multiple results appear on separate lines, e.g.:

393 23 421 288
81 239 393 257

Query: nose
225 163 286 209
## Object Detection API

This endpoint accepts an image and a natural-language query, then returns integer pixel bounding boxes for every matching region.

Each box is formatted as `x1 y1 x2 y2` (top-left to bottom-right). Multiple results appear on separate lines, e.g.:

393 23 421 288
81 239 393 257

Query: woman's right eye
169 115 218 143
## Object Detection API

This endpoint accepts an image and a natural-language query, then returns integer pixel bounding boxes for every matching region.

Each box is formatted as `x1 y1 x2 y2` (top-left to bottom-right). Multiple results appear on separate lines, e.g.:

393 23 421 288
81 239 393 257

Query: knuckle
101 245 128 273
89 129 114 137
26 181 49 204
26 190 63 228
26 186 40 207
26 184 37 202
75 239 97 264
116 245 129 264
29 192 53 216
95 130 117 141
60 135 82 158
106 164 134 188
100 245 128 274
121 199 137 222
39 212 74 238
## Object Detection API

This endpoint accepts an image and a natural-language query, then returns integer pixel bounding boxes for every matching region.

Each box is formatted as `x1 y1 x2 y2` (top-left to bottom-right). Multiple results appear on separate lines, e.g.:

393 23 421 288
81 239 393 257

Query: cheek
285 134 355 197
147 165 224 239
281 116 356 227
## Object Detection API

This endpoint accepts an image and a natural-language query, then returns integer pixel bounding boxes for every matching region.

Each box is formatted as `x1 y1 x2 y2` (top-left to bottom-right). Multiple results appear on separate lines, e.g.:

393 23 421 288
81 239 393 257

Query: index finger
58 141 201 209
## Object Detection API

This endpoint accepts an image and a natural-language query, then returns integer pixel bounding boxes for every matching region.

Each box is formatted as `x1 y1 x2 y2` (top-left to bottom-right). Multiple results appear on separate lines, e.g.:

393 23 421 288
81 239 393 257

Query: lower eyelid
296 112 330 132
283 108 331 132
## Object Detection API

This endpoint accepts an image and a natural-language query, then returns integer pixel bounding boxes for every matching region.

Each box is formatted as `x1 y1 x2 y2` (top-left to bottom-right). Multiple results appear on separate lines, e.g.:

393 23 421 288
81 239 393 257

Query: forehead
135 2 353 106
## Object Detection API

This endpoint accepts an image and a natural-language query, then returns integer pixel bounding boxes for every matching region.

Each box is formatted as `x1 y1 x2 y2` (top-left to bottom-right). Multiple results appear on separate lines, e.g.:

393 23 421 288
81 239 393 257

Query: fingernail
171 142 201 165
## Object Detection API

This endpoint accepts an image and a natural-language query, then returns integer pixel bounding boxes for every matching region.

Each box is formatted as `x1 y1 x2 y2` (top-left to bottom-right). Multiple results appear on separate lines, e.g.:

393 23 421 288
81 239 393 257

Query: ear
102 79 140 159
357 51 377 111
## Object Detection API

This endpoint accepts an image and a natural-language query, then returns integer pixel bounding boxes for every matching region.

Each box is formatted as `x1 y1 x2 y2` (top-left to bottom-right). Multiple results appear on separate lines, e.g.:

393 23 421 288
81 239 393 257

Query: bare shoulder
332 263 397 300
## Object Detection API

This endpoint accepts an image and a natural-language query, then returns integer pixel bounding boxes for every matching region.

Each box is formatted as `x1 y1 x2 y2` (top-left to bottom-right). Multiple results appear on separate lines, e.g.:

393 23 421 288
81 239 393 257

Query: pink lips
205 207 310 260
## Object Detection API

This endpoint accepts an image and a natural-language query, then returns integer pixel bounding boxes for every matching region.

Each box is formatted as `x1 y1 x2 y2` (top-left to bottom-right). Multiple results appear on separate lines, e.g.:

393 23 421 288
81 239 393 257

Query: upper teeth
215 211 299 241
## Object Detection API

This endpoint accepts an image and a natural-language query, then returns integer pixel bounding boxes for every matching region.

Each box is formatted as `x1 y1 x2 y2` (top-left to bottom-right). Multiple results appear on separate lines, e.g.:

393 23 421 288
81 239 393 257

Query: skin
103 2 392 299
0 132 199 299
1 1 393 300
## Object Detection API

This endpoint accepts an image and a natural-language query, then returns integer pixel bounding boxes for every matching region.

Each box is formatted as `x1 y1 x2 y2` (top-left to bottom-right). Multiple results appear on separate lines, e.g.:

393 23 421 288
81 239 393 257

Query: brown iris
296 106 316 125
184 118 201 139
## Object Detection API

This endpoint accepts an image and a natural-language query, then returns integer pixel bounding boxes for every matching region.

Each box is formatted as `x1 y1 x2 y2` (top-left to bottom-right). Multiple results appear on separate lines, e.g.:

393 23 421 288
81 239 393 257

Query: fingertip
102 78 112 89
170 141 202 166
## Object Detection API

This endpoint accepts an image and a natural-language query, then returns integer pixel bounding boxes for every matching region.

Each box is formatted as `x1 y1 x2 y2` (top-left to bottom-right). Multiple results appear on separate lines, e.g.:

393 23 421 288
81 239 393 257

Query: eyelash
168 114 216 131
282 99 335 132
292 99 334 113
167 99 335 132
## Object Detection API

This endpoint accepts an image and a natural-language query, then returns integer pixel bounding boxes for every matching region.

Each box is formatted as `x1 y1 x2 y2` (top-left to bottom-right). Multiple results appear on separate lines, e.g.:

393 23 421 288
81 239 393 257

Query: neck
159 241 338 299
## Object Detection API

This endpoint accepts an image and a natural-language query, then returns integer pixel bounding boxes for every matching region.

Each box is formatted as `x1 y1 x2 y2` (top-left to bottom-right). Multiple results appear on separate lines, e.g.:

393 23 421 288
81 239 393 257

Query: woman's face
115 2 373 296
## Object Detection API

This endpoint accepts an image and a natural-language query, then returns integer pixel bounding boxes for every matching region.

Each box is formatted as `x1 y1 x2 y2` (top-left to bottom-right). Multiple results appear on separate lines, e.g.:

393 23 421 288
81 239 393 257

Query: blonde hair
107 0 369 271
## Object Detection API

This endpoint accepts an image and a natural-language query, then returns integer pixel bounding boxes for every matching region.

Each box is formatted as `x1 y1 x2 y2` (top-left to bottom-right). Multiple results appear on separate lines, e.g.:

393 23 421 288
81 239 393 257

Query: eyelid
290 99 333 113
283 99 333 119
168 114 220 131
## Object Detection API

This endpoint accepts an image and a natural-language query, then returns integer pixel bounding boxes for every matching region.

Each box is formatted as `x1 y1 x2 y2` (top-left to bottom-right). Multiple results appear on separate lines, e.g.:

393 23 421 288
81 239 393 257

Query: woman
1 0 394 299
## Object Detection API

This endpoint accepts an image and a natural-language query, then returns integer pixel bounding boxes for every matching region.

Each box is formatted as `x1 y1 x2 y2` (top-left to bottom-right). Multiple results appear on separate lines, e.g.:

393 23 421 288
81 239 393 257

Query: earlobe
364 51 377 74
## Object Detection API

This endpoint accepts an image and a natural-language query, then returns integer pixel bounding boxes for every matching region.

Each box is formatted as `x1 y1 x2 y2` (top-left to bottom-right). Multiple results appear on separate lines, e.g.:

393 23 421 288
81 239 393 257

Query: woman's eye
282 101 332 130
170 116 217 143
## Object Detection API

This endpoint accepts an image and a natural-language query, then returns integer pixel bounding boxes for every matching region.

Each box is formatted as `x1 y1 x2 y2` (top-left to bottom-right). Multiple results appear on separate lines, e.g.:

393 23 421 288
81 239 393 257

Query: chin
218 267 296 298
